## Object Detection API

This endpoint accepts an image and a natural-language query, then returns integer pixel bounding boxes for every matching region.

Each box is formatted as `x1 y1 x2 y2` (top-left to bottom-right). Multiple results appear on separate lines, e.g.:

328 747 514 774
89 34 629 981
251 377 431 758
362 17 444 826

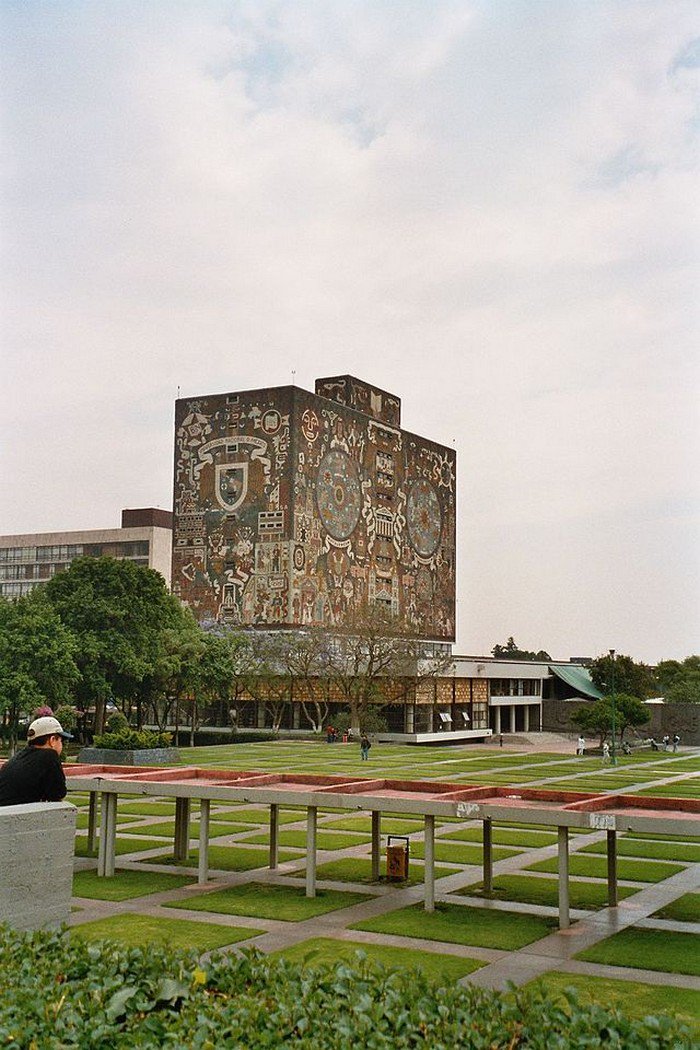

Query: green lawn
410 841 520 865
651 893 700 923
322 816 422 835
123 820 250 839
151 845 302 871
526 971 700 1034
75 812 140 830
459 874 639 911
283 857 461 886
580 839 700 863
352 902 556 950
71 912 261 951
73 869 194 901
440 827 557 849
166 881 371 921
576 927 700 976
75 836 169 857
635 782 700 798
274 937 485 983
526 854 685 883
241 829 370 850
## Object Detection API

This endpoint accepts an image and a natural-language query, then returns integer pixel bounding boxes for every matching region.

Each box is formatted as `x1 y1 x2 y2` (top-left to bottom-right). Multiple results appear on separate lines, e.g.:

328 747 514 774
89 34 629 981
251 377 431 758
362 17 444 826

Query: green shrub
105 711 130 733
0 927 693 1049
54 705 78 733
333 709 388 734
92 729 172 751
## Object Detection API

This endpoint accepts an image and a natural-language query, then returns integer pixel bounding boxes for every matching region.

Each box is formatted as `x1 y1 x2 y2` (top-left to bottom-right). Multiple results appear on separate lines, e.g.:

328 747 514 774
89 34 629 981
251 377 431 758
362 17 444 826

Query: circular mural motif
406 479 442 559
315 449 362 541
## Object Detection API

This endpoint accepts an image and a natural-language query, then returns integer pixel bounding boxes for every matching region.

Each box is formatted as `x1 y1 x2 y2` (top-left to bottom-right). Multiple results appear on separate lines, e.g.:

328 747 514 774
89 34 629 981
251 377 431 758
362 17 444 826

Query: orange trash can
386 835 409 881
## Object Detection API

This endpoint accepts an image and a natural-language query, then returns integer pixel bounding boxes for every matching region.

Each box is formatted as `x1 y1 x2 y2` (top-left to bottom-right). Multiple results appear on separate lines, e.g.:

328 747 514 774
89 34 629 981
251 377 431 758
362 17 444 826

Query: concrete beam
607 829 618 907
269 804 279 869
371 811 381 881
483 818 493 896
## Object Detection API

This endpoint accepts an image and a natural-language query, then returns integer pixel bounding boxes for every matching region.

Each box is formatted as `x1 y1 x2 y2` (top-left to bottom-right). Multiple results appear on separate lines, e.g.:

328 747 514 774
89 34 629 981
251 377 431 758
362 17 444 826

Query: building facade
173 376 456 641
0 508 173 598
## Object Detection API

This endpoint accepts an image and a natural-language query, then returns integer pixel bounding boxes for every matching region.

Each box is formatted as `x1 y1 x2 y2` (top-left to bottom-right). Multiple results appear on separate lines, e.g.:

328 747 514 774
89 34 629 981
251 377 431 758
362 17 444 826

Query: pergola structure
65 765 699 929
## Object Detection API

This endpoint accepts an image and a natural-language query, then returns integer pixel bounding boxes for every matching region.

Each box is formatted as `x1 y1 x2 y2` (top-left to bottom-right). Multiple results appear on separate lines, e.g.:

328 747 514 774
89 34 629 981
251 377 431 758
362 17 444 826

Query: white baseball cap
27 716 73 741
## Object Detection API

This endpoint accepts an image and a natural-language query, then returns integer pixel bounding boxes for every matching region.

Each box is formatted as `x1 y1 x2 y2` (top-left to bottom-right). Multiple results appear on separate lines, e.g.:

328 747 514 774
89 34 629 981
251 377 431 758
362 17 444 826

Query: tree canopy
589 652 656 700
655 656 700 704
44 556 184 732
0 590 80 750
573 693 650 746
491 637 551 661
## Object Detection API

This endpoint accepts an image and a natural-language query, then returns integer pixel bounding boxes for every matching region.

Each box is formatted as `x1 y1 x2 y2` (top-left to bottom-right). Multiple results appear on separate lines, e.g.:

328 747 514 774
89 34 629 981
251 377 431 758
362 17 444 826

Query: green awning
549 665 603 699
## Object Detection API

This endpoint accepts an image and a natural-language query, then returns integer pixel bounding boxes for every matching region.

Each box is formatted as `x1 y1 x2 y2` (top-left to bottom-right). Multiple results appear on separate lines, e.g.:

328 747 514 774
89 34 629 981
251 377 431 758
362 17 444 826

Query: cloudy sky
2 1 698 663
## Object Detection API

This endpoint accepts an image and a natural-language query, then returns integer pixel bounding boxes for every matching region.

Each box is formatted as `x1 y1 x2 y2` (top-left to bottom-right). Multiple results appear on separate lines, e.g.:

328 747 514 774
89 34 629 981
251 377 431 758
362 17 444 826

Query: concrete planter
0 802 76 930
77 746 179 766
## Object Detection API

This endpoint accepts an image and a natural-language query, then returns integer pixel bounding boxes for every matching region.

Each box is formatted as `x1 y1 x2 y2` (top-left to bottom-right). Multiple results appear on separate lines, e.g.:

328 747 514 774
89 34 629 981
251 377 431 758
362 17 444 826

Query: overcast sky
2 1 698 664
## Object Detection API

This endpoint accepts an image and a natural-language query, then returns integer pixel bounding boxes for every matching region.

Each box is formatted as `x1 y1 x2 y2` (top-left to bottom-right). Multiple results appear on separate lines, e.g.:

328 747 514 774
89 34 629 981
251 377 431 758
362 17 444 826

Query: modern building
0 508 173 598
173 376 456 640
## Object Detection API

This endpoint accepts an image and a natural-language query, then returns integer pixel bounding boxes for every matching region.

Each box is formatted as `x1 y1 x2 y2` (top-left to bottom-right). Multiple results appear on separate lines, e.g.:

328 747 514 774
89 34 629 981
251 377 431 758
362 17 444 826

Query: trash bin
386 835 409 881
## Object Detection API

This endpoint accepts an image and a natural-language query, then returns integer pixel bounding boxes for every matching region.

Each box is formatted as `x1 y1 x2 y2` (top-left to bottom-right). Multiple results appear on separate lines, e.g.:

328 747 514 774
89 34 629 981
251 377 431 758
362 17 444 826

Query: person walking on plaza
0 716 72 806
360 733 371 761
576 736 585 756
672 733 680 752
602 741 610 764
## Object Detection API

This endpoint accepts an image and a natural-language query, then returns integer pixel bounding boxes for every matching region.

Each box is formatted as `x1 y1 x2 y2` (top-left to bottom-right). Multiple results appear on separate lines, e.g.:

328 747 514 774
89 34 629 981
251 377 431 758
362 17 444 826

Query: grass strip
580 839 700 863
73 868 194 901
651 893 700 923
274 937 484 982
526 854 684 883
283 857 461 886
71 912 260 951
150 845 302 871
352 901 556 950
166 881 371 921
525 971 700 1034
576 927 700 976
458 874 638 910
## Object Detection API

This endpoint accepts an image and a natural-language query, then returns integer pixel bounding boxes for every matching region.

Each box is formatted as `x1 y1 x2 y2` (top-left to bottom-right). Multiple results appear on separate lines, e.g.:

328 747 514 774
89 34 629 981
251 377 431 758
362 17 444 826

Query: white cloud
1 0 698 661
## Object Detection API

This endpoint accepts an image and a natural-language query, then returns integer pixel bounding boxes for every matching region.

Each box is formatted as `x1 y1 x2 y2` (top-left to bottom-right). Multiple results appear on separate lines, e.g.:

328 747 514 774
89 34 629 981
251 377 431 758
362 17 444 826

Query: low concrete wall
542 699 700 746
0 801 76 930
77 747 179 765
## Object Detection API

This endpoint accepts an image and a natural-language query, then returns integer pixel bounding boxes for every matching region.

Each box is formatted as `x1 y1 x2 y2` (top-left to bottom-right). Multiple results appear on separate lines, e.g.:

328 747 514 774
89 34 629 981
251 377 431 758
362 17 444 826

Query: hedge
0 927 694 1049
91 729 172 750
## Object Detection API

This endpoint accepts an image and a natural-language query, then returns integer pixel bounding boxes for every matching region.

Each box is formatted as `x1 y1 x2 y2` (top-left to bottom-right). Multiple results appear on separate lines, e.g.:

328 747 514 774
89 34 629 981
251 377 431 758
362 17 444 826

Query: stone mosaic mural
173 377 456 640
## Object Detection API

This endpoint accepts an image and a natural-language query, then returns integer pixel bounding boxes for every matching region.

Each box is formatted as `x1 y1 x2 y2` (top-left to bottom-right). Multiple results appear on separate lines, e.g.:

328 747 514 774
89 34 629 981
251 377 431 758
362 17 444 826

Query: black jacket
0 746 67 806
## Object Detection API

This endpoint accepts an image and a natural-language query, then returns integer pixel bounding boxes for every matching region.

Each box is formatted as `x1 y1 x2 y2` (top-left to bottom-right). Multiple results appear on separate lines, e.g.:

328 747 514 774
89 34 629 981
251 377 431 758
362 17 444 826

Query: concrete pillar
87 791 98 854
494 706 501 734
424 814 435 913
269 804 279 869
174 797 191 862
305 806 317 898
405 704 414 733
509 705 516 734
198 799 210 885
558 826 570 929
524 705 530 733
371 811 381 881
606 830 618 907
482 818 493 897
98 793 117 878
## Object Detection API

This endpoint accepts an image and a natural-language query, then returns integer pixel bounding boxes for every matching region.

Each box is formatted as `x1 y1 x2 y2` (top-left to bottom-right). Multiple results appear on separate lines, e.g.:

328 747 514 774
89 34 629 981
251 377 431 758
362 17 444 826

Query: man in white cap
0 715 72 806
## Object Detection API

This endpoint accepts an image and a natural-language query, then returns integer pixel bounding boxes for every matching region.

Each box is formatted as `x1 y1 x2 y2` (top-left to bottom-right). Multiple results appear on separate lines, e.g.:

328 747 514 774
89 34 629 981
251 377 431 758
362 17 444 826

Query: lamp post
609 648 617 766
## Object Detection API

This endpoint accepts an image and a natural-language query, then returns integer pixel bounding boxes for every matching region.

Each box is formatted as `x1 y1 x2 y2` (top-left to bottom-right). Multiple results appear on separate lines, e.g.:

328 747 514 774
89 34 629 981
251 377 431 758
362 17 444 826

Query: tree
140 607 206 737
589 652 655 700
0 591 80 752
283 630 334 734
573 693 650 747
491 637 551 661
322 604 450 734
199 630 260 732
44 557 183 734
655 656 700 704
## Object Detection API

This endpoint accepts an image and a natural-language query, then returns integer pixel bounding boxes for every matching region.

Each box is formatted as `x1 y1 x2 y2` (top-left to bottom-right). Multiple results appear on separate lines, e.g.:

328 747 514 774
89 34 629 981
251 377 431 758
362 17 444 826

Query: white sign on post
589 814 616 831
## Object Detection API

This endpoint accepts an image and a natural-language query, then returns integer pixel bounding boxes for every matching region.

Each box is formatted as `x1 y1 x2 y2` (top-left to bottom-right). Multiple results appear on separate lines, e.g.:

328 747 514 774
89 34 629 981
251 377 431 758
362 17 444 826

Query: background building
0 508 173 598
173 376 456 640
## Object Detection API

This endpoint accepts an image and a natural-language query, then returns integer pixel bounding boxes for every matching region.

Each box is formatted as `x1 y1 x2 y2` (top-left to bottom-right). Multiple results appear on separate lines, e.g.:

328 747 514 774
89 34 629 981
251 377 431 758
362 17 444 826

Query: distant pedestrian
662 734 670 752
602 742 610 764
499 733 503 747
672 734 680 753
576 736 585 756
360 734 371 761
